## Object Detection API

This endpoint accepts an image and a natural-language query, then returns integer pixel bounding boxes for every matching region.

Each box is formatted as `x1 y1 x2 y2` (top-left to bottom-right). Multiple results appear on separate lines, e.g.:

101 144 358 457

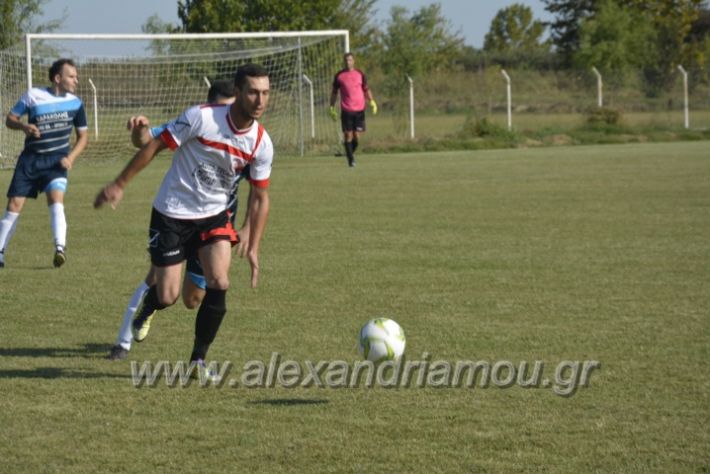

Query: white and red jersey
153 103 273 219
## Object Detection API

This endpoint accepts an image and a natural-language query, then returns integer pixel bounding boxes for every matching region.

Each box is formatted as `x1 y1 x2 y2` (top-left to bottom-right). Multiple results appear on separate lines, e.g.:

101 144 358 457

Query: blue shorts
7 152 68 199
186 256 207 290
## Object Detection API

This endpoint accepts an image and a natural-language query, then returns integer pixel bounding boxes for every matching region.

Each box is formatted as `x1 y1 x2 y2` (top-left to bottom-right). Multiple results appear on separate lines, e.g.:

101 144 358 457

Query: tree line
3 0 709 96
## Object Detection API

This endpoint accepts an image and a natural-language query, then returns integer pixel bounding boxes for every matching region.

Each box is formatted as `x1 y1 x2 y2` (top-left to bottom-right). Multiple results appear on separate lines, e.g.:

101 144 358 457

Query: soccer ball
358 318 406 362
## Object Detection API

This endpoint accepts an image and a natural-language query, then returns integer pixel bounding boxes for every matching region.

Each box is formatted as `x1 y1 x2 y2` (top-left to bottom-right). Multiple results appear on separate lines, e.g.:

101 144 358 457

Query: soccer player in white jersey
107 80 255 361
0 58 88 268
95 64 272 375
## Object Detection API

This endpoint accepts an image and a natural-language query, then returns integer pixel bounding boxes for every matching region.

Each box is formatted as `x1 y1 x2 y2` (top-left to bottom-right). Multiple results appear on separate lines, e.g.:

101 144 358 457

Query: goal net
0 31 348 167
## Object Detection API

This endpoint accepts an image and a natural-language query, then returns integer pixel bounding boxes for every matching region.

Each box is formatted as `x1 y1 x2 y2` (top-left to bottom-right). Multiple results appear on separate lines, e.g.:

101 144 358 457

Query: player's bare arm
5 113 41 138
235 185 254 258
329 89 338 108
126 115 152 148
329 91 339 120
94 137 167 209
246 185 270 288
61 128 89 170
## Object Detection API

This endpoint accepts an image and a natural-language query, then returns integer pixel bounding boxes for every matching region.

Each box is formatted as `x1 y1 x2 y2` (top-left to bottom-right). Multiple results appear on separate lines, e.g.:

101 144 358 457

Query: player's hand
235 225 250 258
24 124 41 138
329 106 338 121
247 248 259 288
126 115 150 130
369 100 378 115
60 157 72 170
94 182 124 210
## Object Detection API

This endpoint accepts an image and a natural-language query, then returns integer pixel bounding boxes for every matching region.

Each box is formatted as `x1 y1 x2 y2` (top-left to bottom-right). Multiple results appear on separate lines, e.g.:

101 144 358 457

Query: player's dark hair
48 58 76 82
344 52 354 60
207 79 235 102
234 64 269 91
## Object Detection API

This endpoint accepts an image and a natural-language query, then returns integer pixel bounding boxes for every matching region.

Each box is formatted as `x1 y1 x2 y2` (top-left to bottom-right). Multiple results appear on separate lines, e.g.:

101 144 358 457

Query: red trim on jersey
197 136 254 161
160 129 179 151
251 124 265 158
249 177 269 189
245 124 267 187
226 111 254 136
226 111 238 133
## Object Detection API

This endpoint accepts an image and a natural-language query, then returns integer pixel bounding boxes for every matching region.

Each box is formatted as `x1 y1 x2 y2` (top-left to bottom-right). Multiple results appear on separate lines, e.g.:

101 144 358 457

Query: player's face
56 65 79 94
236 76 270 120
345 55 355 70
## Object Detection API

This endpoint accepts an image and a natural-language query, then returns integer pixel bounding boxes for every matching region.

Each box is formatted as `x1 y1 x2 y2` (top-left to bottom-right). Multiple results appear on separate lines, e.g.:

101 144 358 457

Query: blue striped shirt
10 87 88 156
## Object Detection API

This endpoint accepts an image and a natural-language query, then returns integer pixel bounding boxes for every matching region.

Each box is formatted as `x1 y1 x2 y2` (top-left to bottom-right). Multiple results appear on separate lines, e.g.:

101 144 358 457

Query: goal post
1 30 349 167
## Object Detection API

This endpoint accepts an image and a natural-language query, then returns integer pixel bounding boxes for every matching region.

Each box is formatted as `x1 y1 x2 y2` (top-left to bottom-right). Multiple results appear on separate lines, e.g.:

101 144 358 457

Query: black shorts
340 110 366 133
148 208 238 267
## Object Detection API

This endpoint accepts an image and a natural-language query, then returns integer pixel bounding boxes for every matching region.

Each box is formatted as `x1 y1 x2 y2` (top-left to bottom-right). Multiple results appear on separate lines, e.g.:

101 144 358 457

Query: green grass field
0 142 708 472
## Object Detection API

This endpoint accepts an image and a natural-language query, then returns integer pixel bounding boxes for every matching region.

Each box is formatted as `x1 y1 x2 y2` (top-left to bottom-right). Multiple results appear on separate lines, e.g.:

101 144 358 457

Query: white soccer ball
358 318 406 362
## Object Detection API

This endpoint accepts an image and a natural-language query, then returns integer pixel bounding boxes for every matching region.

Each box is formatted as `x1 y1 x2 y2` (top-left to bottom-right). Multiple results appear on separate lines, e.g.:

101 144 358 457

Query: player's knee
159 296 179 307
157 288 179 307
7 198 24 213
183 291 204 309
206 276 230 291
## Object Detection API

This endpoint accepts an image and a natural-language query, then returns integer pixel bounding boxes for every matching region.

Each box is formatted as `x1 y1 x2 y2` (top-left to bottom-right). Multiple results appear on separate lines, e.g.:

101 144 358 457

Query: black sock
352 138 358 152
344 141 354 161
136 285 168 320
190 288 227 361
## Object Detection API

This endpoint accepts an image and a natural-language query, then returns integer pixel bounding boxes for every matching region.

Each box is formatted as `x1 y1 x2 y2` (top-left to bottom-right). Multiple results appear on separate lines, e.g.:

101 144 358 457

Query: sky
37 0 553 51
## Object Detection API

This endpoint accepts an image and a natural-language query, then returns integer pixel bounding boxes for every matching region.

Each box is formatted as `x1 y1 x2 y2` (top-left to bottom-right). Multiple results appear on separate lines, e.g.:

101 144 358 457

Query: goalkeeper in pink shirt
329 52 377 167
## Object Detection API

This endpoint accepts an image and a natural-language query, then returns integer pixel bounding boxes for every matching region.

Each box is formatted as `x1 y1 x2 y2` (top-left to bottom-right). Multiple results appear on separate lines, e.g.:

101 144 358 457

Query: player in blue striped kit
0 58 88 268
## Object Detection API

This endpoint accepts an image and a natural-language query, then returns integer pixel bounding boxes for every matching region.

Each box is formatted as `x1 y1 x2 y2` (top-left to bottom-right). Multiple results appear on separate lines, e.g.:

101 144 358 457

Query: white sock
0 211 20 252
116 281 150 350
49 203 67 248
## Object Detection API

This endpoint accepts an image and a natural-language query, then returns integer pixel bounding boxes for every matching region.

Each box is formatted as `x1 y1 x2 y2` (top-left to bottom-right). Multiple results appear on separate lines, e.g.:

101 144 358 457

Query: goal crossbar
25 31 350 89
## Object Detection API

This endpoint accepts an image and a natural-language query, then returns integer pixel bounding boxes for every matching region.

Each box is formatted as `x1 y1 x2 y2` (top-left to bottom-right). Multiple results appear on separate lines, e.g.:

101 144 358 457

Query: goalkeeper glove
329 106 338 121
369 99 378 115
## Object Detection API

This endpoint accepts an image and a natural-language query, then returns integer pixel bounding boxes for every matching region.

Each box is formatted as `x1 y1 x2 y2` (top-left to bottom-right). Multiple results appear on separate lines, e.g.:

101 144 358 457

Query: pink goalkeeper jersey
154 103 273 219
332 68 369 113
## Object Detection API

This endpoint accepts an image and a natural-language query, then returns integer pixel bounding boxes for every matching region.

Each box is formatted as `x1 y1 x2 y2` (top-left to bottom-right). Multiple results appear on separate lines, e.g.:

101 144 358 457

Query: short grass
364 110 710 140
363 111 710 153
4 110 709 168
0 142 709 473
